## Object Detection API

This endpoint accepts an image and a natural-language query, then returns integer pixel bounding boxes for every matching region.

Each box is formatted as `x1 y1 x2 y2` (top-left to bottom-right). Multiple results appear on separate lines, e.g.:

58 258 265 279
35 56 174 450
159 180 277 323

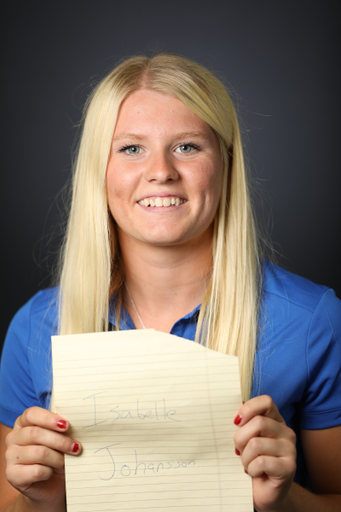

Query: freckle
17 456 19 459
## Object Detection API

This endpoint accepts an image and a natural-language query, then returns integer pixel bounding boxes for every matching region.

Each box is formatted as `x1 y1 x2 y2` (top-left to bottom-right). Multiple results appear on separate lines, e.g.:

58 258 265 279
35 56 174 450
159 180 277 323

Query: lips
138 197 187 207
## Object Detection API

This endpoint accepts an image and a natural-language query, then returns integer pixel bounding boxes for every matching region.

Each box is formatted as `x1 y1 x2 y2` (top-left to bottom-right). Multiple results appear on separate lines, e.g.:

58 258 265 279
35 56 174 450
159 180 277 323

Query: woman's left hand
234 395 297 512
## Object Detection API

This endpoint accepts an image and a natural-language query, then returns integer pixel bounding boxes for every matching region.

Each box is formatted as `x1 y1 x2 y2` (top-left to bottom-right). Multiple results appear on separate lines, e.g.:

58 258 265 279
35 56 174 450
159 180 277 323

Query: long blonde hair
58 54 261 400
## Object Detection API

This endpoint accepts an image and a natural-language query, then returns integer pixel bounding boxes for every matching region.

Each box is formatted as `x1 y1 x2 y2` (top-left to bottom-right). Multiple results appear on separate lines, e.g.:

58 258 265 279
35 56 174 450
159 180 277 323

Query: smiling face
106 89 223 251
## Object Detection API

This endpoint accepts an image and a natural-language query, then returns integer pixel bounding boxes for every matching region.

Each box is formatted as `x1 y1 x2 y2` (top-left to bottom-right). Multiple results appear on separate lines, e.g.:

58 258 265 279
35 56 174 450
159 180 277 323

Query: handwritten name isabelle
83 392 179 427
81 392 195 480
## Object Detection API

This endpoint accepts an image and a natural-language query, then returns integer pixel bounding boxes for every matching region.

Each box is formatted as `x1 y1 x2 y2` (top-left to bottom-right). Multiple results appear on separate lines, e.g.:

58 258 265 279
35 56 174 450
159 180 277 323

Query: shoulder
4 286 59 366
260 261 341 334
260 260 341 352
10 287 59 328
261 261 336 312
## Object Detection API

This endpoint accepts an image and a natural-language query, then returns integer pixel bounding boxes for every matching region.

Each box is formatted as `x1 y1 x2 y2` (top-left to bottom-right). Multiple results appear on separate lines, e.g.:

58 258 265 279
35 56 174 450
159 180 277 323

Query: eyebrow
112 131 211 143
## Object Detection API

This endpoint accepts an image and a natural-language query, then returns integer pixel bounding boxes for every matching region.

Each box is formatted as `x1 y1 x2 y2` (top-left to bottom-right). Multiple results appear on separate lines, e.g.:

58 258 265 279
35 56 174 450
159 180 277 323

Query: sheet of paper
52 329 253 512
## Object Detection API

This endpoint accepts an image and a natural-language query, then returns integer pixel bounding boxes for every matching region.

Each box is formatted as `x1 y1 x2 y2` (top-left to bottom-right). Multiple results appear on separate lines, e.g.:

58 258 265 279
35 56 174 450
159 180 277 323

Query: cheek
205 164 223 216
106 165 132 202
196 160 223 197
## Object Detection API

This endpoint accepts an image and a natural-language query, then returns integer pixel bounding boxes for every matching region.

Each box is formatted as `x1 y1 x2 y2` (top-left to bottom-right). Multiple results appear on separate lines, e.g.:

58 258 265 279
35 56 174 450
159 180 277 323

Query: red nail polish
234 414 242 425
71 442 80 453
235 448 241 456
57 420 67 429
244 469 248 475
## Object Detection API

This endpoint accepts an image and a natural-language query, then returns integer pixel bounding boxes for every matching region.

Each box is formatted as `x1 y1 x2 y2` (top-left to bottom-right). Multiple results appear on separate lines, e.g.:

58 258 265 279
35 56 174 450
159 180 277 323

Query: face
106 89 223 251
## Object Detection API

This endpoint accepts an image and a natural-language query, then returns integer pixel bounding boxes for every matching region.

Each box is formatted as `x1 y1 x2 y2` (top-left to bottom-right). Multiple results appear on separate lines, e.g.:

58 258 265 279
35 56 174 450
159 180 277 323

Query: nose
143 151 179 183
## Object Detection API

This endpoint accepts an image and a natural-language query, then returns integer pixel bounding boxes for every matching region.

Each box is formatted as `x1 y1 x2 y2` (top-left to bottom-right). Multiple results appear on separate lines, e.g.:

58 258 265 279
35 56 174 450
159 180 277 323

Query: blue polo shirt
1 262 341 486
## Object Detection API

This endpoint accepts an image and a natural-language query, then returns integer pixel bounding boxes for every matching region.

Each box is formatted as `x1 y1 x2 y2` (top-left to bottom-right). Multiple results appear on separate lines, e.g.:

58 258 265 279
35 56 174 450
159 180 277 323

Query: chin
142 237 185 247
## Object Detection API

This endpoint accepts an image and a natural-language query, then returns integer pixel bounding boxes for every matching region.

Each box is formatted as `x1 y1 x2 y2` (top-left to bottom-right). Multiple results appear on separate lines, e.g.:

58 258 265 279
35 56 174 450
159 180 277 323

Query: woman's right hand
4 407 81 509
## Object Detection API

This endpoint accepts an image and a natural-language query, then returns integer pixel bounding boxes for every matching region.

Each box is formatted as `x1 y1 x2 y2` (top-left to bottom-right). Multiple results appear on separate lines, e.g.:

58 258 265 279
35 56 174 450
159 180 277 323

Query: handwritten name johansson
94 445 196 480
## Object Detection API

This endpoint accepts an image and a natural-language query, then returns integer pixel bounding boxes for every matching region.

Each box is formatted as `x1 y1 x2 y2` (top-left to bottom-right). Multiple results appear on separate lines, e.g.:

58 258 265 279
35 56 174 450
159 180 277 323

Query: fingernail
57 420 67 429
244 469 248 474
234 415 242 425
71 442 80 453
235 448 241 456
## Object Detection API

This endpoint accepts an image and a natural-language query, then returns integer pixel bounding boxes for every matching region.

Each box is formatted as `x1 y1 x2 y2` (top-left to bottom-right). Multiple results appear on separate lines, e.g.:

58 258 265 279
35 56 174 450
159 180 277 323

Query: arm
282 426 341 512
0 408 82 512
234 396 341 512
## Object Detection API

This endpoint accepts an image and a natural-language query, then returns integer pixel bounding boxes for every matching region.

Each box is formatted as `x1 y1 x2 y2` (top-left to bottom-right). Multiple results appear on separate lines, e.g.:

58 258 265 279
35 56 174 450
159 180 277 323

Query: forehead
113 89 213 139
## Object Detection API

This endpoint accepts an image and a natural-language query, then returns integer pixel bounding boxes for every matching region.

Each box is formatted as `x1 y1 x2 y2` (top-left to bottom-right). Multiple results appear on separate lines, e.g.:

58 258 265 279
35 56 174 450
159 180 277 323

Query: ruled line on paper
52 329 253 512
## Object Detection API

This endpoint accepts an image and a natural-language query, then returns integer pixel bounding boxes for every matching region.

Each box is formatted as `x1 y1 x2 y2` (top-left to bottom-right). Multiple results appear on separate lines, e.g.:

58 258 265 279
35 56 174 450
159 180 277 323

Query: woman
0 54 340 511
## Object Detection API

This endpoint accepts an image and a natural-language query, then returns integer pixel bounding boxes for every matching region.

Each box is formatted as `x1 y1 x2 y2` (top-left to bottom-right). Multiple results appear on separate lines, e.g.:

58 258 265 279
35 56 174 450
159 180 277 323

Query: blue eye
175 143 201 154
127 146 140 155
179 145 192 153
119 145 141 155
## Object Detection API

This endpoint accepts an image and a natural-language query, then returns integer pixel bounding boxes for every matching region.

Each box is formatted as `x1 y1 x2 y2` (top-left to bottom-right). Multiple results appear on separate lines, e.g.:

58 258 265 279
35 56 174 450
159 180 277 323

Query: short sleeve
299 288 341 429
0 306 38 426
0 289 57 428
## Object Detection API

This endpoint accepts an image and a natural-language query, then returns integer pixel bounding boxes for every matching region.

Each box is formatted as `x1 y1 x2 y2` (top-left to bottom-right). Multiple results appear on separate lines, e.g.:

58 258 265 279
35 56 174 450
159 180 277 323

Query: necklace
125 285 146 330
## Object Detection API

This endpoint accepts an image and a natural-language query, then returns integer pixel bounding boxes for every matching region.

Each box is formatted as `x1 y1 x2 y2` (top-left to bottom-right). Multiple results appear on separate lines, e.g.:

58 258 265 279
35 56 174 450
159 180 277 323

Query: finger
15 407 69 433
11 425 81 456
6 443 66 470
240 436 296 469
234 415 291 451
6 463 54 491
234 395 284 427
246 454 296 480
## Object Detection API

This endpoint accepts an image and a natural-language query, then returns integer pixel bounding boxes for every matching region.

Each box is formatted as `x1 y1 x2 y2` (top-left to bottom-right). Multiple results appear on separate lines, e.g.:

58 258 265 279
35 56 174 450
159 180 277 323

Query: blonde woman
1 54 340 512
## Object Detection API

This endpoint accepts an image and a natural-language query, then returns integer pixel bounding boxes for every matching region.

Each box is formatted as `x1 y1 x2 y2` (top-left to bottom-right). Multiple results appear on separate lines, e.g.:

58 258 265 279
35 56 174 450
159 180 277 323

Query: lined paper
52 329 253 512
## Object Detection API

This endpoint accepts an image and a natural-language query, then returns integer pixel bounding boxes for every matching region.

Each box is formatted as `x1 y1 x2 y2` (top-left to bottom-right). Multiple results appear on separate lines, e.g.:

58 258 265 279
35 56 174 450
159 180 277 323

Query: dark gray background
1 1 340 354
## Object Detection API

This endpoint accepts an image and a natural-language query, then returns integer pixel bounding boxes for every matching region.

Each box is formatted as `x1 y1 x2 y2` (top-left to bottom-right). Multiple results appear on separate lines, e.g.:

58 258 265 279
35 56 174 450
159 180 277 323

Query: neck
119 230 213 332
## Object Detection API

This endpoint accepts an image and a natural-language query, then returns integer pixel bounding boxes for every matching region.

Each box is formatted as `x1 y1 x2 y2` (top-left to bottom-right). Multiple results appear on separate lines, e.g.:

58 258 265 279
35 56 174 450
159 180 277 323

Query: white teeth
138 197 186 207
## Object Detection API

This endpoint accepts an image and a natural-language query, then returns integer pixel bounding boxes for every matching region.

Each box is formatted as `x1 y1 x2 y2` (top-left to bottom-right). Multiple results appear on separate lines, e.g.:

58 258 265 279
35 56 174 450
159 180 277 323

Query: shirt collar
109 297 201 332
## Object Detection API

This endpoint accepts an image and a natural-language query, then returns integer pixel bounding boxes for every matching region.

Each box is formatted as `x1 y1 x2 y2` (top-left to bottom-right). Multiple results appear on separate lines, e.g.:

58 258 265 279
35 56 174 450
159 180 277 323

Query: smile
138 197 187 207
